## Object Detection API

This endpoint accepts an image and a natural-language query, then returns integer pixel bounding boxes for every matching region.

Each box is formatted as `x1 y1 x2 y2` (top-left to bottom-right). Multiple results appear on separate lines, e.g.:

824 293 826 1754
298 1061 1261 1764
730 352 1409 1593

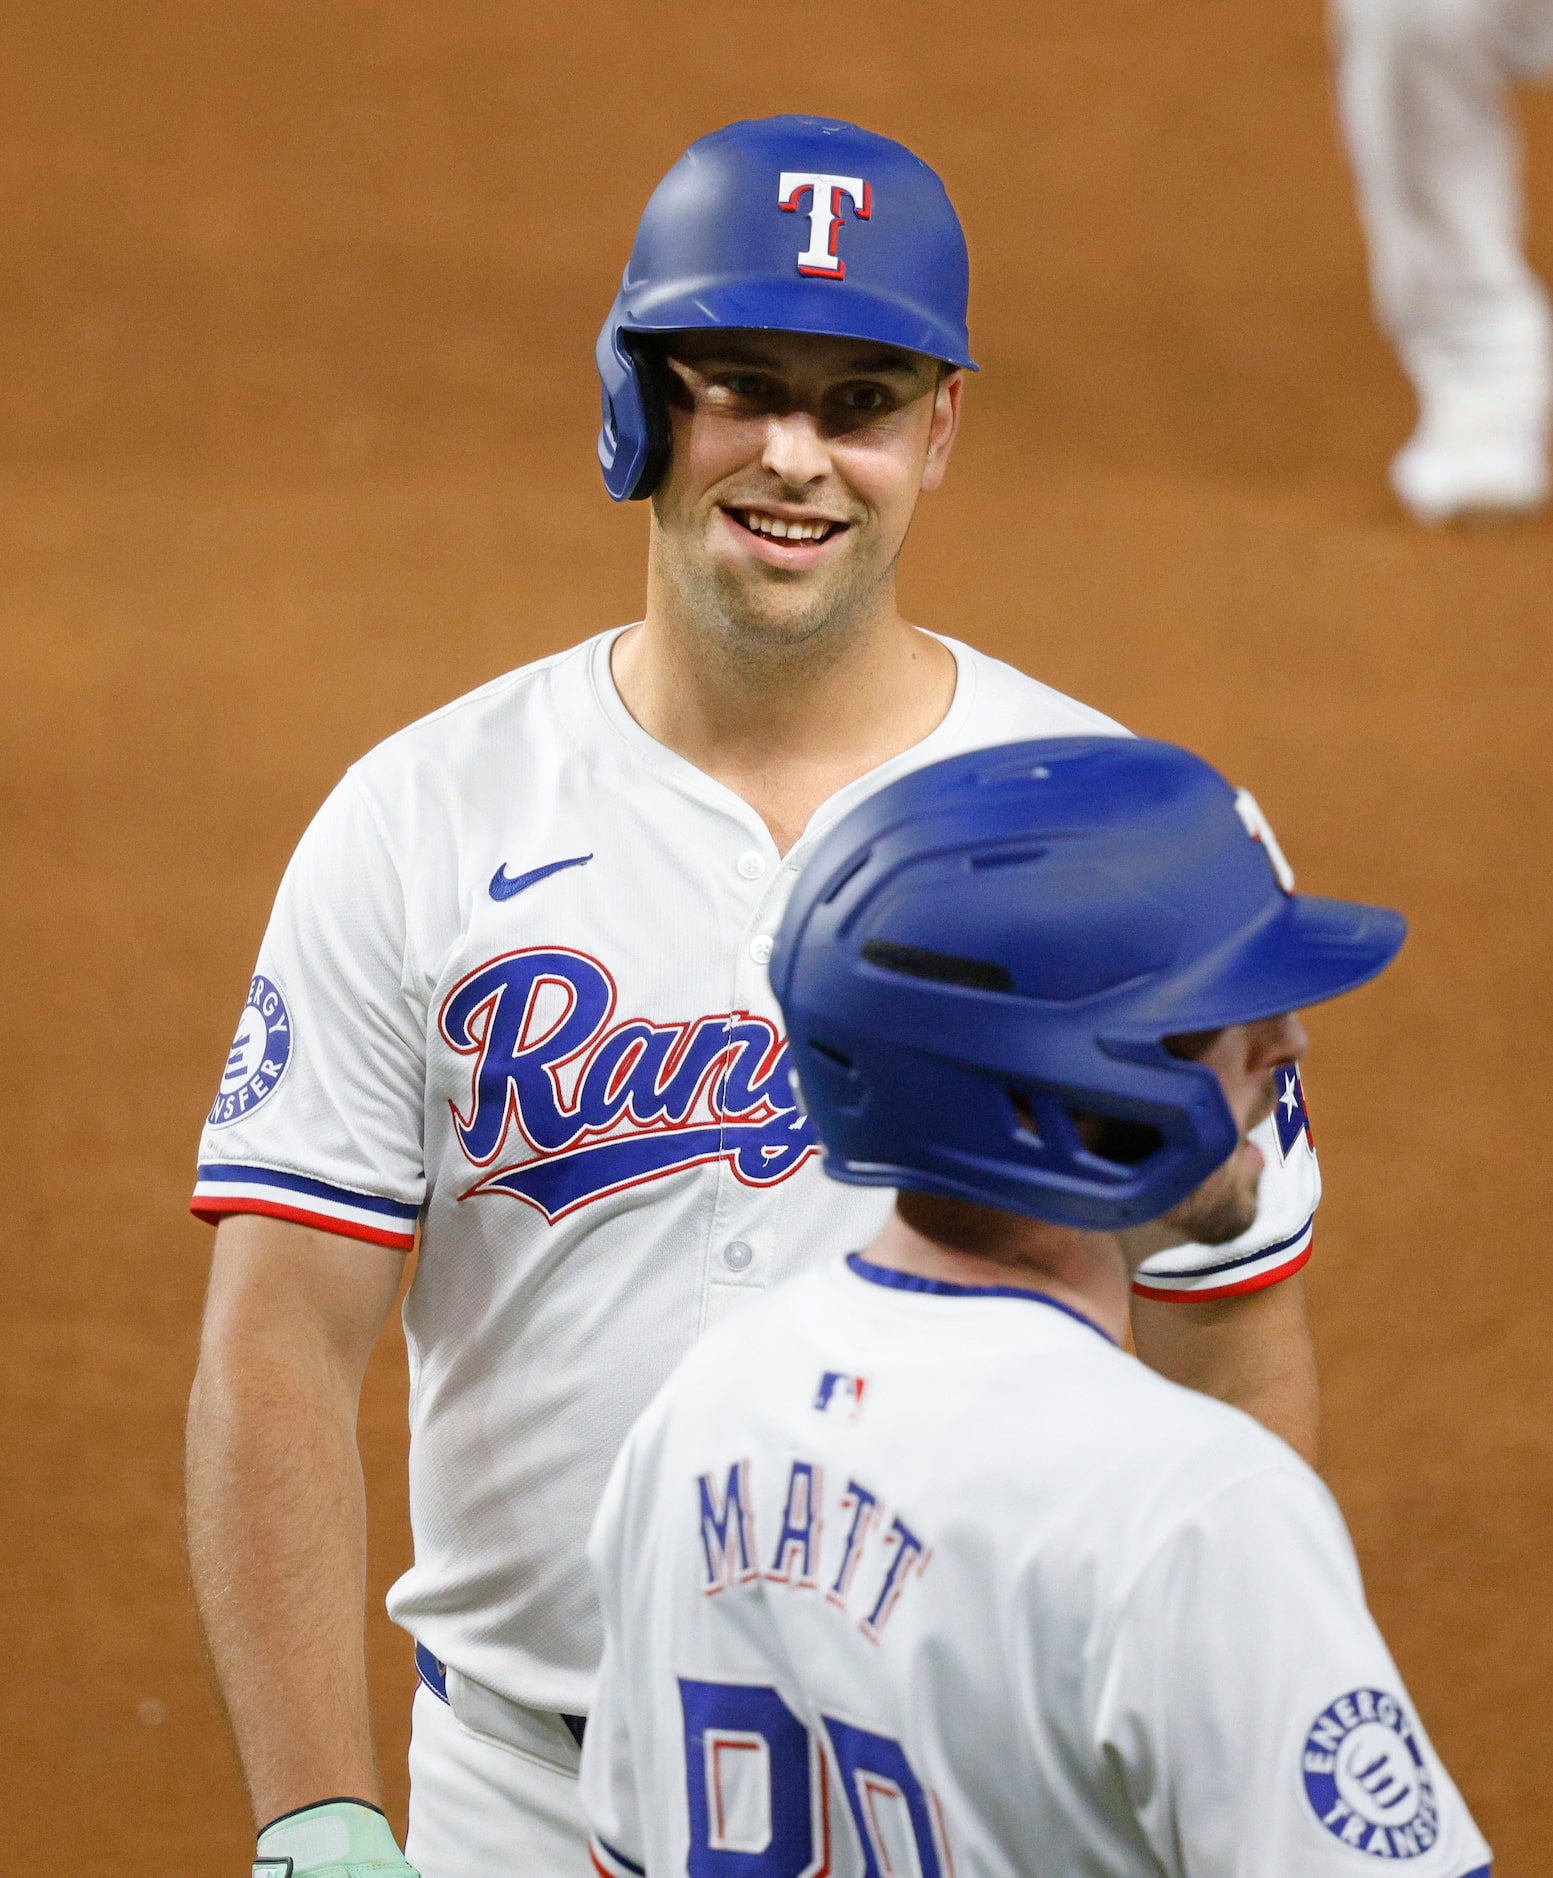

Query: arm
1098 1464 1493 1877
1129 1273 1321 1468
185 1212 406 1826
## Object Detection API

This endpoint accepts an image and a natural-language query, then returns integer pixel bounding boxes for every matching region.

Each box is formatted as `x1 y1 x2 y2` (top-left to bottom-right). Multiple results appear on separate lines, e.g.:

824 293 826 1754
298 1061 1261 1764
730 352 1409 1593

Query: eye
713 370 774 402
840 382 891 413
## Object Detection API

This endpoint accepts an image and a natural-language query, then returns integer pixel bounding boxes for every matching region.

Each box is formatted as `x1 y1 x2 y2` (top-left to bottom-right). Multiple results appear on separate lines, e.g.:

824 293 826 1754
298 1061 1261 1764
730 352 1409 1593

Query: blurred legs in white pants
1332 0 1553 519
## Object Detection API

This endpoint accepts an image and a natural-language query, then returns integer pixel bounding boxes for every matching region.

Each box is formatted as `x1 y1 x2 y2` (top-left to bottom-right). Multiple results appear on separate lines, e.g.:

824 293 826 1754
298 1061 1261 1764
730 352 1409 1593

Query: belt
415 1641 586 1751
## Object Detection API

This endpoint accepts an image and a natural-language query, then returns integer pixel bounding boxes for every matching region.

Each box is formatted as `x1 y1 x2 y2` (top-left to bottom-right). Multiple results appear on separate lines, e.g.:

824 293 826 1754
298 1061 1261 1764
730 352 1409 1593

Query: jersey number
680 1677 948 1877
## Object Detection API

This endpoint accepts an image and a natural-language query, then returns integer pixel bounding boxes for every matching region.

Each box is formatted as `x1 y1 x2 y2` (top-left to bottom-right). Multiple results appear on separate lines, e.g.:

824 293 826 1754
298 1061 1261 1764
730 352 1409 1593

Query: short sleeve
1132 1066 1321 1301
580 1452 650 1878
190 771 427 1248
1095 1464 1492 1878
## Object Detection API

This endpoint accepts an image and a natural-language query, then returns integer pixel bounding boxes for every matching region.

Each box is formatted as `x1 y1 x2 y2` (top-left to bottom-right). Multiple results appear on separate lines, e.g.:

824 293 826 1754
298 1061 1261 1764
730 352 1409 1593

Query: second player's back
587 1252 1346 1878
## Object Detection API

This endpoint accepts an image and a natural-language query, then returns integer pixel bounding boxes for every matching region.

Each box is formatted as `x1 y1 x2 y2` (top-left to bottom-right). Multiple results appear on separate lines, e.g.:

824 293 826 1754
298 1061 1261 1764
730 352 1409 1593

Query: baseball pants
1331 0 1553 408
405 1684 591 1878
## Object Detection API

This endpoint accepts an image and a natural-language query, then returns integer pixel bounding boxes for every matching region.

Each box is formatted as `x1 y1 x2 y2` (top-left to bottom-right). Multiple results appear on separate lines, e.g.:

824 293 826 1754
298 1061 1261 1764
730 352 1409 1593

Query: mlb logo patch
814 1371 866 1418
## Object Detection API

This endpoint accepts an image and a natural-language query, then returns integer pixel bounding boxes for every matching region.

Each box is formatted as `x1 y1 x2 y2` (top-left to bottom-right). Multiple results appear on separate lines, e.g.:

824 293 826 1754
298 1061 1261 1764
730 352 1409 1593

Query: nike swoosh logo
489 853 593 902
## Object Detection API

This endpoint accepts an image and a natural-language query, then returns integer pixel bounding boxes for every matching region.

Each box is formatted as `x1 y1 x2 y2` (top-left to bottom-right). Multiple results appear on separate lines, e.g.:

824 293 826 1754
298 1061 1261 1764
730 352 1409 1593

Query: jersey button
722 1239 754 1272
737 850 766 880
748 934 774 965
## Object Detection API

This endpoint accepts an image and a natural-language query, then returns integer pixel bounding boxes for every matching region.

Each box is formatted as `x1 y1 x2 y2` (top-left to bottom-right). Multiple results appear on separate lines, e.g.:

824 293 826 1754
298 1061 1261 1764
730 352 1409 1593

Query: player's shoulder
1127 1366 1319 1495
611 1261 1338 1595
638 1257 1297 1493
347 631 602 784
339 627 630 833
934 634 1131 745
1088 1354 1346 1577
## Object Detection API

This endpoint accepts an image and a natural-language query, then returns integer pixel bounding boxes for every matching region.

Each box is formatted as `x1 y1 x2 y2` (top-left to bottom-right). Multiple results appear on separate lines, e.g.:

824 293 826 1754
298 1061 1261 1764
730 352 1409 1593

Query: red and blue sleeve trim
1130 1215 1313 1304
190 1163 420 1250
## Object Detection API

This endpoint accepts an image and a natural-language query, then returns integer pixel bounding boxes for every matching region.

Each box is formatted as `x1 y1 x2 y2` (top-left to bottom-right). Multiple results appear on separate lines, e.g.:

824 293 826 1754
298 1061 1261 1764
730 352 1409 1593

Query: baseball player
1332 0 1553 521
186 119 1325 1878
581 735 1492 1878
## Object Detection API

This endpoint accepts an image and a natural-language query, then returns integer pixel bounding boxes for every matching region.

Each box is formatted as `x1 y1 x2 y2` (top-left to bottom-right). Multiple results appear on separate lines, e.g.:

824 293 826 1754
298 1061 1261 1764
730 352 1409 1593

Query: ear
919 369 965 494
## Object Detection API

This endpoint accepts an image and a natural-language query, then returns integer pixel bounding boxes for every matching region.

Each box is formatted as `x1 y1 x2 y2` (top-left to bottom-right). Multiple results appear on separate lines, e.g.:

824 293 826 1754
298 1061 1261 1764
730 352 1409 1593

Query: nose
1251 1010 1309 1069
760 410 830 488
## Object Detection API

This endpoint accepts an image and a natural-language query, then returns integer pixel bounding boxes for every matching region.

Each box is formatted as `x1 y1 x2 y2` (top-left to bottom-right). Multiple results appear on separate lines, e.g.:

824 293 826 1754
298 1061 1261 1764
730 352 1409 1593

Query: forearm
1129 1273 1322 1468
186 1334 380 1824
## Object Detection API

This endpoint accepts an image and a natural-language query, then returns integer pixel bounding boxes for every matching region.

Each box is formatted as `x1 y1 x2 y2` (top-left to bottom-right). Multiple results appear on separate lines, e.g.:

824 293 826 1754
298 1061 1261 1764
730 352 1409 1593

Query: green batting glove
253 1799 420 1878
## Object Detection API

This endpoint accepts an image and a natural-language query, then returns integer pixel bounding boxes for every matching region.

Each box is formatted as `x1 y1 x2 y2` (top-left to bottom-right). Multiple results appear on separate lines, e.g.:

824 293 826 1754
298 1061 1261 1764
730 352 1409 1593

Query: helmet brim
618 275 978 372
1115 892 1407 1039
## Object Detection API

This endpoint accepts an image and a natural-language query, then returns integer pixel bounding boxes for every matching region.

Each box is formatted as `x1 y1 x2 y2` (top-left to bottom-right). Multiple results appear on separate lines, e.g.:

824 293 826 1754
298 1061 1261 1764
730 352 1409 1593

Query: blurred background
2 1 1550 1870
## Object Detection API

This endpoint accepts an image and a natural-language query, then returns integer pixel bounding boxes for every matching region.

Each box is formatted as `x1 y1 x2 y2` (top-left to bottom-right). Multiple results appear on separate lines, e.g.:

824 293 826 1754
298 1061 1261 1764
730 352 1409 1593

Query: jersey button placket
699 840 784 1333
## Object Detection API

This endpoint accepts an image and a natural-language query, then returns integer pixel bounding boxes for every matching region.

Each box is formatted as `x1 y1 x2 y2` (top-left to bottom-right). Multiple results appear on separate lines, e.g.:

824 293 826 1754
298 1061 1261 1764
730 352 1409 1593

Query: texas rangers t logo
778 171 871 278
1233 787 1296 893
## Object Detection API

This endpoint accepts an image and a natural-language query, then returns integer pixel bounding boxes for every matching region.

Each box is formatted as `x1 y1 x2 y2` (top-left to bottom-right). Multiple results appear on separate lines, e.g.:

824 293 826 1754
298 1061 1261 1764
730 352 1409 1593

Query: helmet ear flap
595 314 672 502
622 334 672 501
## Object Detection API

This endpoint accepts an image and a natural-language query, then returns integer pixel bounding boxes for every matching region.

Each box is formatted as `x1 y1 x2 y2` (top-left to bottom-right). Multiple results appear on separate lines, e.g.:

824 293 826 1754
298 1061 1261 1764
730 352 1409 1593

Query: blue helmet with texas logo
596 114 976 501
769 736 1406 1230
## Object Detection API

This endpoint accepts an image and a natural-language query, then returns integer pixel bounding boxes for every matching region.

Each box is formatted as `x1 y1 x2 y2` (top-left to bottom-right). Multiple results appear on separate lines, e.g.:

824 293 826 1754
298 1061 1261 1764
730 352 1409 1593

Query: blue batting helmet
596 115 976 501
770 737 1406 1230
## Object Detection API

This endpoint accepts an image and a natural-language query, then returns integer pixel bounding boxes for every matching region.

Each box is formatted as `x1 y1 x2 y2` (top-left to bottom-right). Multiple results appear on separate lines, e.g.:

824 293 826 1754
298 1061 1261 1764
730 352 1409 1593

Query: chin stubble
1166 1161 1262 1248
659 511 899 661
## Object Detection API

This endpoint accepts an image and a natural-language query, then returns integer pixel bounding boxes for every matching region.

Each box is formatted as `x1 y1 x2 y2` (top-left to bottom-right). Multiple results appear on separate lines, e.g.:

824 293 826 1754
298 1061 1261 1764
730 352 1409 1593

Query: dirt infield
3 1 1550 1870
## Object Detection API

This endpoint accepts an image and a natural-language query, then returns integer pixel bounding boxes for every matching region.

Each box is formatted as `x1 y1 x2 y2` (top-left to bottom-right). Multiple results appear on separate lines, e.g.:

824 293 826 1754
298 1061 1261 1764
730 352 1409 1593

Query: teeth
739 511 832 542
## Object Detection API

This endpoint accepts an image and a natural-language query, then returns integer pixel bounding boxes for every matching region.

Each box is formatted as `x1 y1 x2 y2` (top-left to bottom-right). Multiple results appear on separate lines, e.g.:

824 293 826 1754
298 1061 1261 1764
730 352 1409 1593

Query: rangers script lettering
440 947 816 1221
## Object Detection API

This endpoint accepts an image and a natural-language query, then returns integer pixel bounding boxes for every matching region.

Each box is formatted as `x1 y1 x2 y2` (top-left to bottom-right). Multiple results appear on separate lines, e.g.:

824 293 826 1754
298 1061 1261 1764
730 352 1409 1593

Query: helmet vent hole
823 850 872 905
809 1039 855 1073
969 846 1047 871
861 939 1014 993
1010 1088 1043 1145
1067 1109 1163 1168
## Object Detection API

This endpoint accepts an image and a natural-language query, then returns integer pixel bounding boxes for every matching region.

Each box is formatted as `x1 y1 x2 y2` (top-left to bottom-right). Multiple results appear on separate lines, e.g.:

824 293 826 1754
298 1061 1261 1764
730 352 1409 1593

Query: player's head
598 116 974 502
770 737 1407 1235
596 117 974 647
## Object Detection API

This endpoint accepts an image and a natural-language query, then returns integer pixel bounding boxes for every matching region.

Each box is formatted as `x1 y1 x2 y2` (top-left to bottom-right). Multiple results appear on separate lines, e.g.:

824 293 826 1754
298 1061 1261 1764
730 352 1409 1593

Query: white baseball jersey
191 626 1320 1715
582 1254 1492 1878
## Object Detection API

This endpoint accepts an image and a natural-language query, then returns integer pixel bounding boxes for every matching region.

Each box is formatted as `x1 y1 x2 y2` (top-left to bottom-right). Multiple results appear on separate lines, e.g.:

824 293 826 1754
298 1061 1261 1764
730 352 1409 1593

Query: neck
611 537 956 853
861 1194 1133 1345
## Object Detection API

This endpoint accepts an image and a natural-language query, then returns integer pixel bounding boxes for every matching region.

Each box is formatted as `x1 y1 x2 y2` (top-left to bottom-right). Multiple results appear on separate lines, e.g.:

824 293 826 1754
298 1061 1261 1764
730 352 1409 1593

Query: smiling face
645 328 963 654
1158 1012 1310 1245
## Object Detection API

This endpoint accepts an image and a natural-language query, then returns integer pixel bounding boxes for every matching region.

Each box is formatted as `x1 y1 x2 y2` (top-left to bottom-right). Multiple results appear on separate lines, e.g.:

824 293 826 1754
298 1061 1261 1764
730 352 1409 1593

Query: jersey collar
844 1250 1117 1345
579 625 981 854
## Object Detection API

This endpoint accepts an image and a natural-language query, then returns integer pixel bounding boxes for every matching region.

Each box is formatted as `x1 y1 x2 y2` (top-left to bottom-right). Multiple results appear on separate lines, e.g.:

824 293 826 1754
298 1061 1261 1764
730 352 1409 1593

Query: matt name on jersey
697 1451 930 1644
